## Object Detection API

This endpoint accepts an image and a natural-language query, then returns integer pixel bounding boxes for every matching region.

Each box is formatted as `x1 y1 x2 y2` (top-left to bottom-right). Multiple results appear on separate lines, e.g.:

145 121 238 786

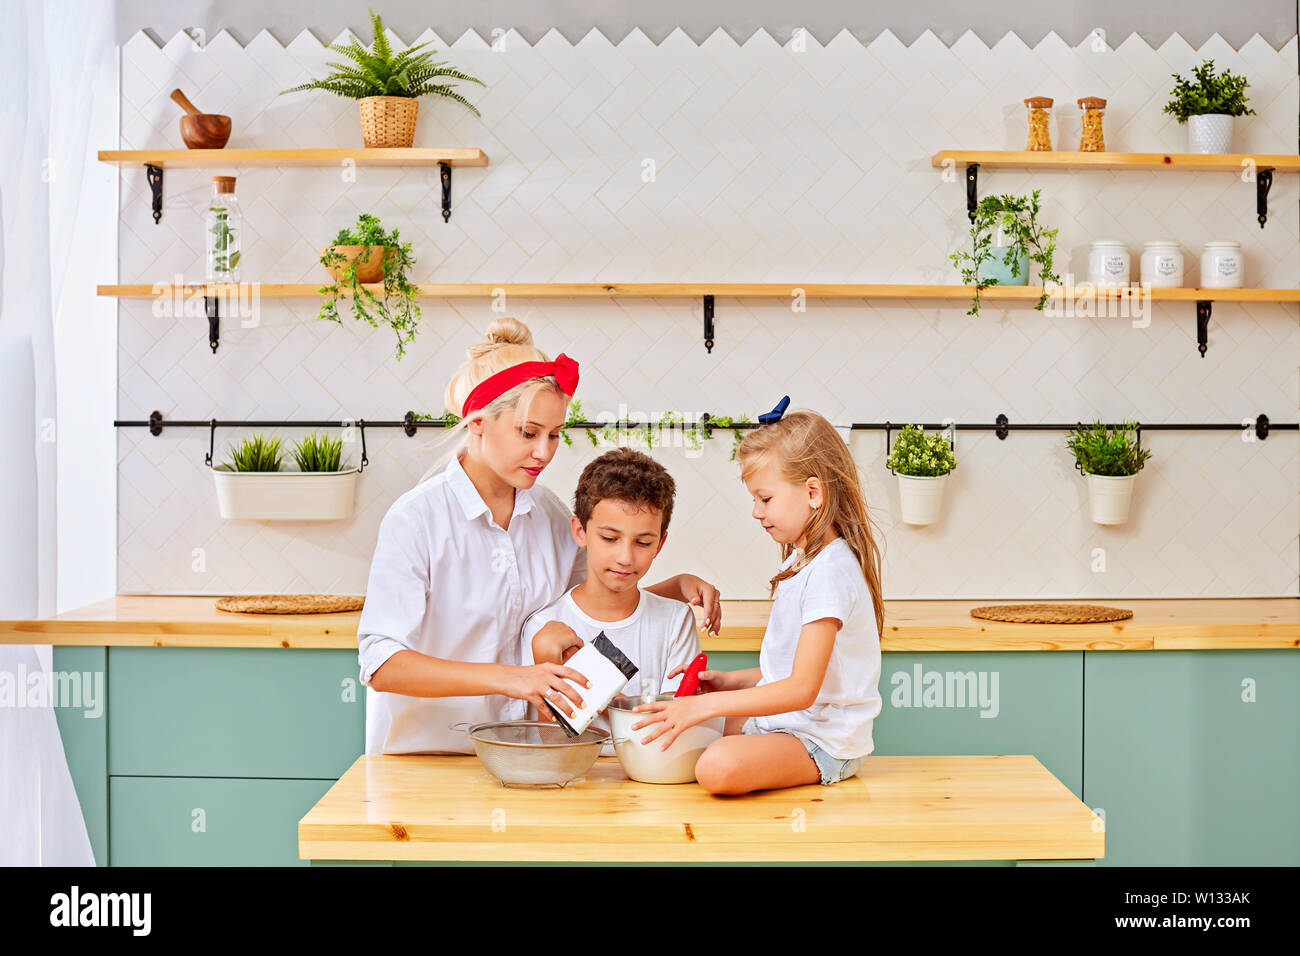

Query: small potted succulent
212 432 360 521
280 8 484 148
950 190 1060 315
319 213 421 360
1162 59 1256 154
1065 421 1152 526
885 424 958 525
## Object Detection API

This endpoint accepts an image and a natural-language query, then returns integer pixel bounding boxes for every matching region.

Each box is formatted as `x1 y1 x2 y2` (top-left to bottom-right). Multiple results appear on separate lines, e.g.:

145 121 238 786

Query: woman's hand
630 694 716 751
532 620 583 664
679 574 722 635
501 662 590 719
666 663 735 694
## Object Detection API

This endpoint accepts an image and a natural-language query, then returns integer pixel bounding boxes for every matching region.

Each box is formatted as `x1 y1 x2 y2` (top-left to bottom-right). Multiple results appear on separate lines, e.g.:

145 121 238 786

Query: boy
524 447 701 750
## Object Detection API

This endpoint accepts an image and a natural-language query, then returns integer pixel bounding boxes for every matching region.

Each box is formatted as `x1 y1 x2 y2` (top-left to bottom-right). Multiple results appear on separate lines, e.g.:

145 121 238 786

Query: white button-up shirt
357 451 585 754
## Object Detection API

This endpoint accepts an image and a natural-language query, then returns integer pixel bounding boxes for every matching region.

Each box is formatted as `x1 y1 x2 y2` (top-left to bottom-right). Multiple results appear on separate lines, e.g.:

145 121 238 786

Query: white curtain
0 0 117 867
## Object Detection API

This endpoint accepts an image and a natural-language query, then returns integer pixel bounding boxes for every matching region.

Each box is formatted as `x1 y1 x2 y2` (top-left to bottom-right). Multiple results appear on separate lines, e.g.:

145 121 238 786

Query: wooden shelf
931 149 1300 171
98 282 1300 302
98 147 488 168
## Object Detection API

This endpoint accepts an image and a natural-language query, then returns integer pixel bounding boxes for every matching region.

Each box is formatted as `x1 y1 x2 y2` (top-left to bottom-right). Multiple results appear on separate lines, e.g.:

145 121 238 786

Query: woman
357 317 722 754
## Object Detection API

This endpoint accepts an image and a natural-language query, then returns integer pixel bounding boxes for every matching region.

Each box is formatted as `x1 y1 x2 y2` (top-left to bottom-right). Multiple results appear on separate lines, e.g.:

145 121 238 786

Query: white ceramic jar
1088 240 1131 286
1140 240 1184 287
1200 240 1243 289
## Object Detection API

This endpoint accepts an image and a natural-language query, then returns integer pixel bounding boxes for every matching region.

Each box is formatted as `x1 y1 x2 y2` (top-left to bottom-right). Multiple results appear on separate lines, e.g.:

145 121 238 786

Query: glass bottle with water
205 176 241 282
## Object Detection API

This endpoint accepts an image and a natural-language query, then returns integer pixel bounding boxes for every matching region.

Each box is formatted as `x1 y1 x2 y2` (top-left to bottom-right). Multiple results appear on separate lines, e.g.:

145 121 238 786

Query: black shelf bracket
1256 413 1270 440
440 161 453 222
358 419 369 472
1196 300 1212 358
146 164 164 224
995 413 1010 440
1256 167 1273 228
205 295 220 353
703 295 715 353
204 418 217 467
148 409 163 436
966 163 979 223
403 410 418 437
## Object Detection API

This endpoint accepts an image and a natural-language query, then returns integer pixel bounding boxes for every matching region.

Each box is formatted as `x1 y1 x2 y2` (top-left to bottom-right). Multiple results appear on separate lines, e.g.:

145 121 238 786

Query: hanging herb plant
318 213 421 361
950 190 1060 316
703 415 754 460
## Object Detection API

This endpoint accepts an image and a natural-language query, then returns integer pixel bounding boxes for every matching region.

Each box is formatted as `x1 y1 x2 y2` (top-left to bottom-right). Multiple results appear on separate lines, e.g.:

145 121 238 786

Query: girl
357 316 722 755
632 409 884 794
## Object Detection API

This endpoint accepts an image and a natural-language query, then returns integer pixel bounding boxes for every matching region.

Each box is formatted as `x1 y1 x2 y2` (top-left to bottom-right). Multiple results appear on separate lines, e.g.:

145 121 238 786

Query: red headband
461 353 580 418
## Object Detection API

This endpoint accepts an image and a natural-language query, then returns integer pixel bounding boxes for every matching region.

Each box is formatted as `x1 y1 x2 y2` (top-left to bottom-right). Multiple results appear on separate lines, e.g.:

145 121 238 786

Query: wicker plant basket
359 95 418 148
322 245 392 283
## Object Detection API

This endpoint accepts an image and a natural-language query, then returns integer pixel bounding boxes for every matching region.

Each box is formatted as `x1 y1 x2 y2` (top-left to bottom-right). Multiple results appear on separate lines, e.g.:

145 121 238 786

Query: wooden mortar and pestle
171 89 231 149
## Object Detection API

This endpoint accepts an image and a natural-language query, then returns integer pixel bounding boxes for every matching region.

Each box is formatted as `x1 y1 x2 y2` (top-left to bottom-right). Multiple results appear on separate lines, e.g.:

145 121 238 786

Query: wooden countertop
1 595 1297 651
297 753 1104 862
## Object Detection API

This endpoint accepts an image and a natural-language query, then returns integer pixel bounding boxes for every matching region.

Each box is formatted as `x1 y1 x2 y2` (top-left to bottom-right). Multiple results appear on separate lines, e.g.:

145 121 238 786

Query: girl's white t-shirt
356 452 586 755
750 536 881 760
522 586 701 753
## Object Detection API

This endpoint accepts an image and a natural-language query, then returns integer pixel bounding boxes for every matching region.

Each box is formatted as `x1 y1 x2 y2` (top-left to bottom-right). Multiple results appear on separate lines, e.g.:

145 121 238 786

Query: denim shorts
742 717 864 785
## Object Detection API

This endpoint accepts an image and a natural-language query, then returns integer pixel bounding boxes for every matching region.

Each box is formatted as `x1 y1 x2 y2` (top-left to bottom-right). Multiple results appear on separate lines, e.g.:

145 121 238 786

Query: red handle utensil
675 653 708 697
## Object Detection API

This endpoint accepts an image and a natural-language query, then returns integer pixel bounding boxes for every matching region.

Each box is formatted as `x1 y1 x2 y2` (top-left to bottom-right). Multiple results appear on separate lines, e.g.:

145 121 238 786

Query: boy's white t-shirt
751 536 881 760
522 586 701 753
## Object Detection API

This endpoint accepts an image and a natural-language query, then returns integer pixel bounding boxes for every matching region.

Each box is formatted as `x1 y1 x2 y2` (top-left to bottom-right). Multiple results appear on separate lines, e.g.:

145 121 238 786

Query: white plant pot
212 466 360 521
1085 473 1137 525
1187 114 1234 154
897 473 949 525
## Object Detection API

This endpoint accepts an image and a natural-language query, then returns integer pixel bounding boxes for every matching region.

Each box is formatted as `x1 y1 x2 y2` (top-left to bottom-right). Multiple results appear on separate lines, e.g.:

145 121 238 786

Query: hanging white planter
897 473 950 525
212 466 360 521
1085 473 1137 525
1187 114 1234 154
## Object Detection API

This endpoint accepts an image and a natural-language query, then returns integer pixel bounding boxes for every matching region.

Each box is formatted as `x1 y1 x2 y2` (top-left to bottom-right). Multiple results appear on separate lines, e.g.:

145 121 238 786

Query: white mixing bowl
607 693 725 784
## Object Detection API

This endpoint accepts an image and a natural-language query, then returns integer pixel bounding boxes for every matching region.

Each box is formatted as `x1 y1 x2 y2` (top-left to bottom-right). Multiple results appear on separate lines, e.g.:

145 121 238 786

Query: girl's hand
665 664 734 694
679 574 722 635
630 694 715 751
502 662 590 718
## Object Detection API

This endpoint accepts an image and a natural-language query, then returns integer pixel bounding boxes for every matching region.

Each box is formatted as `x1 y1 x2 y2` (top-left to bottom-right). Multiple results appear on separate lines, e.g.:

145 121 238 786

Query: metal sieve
452 720 609 789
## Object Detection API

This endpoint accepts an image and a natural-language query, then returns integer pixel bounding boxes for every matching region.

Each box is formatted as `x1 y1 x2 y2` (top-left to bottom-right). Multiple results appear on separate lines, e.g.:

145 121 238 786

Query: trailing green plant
1065 421 1152 477
561 399 586 447
703 415 754 460
292 431 349 472
319 213 421 361
885 424 957 477
280 8 484 114
221 433 284 472
950 190 1060 315
1162 59 1256 123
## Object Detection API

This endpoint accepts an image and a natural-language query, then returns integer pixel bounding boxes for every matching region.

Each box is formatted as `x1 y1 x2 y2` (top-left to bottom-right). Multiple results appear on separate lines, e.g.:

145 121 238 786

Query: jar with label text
1140 240 1183 287
1088 239 1130 286
1200 240 1243 289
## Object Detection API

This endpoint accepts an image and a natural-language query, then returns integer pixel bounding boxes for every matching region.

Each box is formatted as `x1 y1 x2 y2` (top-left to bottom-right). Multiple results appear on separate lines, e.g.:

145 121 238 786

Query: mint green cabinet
107 647 364 778
1083 650 1300 866
51 646 109 866
110 776 336 866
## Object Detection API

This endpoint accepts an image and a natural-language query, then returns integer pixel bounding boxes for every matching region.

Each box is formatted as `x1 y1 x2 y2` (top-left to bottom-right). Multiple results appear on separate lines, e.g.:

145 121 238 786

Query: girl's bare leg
722 716 747 735
695 731 820 794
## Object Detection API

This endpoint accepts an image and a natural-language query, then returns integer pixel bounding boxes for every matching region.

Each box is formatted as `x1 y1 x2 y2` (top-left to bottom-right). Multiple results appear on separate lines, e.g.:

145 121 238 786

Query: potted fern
280 8 484 148
885 424 958 525
1065 421 1152 526
1162 59 1256 154
950 191 1060 316
319 213 421 360
212 432 360 521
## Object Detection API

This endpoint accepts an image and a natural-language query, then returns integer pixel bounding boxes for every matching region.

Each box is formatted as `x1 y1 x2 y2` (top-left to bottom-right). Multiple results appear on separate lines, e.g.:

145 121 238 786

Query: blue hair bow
758 395 790 425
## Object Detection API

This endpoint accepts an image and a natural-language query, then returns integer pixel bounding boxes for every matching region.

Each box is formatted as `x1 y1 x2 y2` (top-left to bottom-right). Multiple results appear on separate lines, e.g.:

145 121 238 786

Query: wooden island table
297 752 1104 865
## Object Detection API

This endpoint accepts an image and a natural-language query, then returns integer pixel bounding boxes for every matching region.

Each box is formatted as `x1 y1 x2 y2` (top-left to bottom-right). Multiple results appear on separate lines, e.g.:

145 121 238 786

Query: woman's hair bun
467 316 534 359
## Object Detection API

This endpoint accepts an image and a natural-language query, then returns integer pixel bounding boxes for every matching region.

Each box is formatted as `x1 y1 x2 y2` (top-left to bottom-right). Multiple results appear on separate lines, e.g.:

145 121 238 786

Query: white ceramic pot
1187 114 1234 154
1087 240 1131 287
212 466 360 520
897 473 949 526
607 694 724 784
1200 240 1243 289
1140 240 1183 287
1085 473 1136 525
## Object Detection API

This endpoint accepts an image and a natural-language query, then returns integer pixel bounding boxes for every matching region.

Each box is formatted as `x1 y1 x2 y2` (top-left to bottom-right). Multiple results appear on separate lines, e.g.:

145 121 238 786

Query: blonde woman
633 409 884 794
357 317 722 754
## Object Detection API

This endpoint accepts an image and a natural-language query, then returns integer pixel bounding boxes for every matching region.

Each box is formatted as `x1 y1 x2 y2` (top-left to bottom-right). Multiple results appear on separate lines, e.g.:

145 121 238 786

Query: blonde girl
357 317 723 754
632 410 884 794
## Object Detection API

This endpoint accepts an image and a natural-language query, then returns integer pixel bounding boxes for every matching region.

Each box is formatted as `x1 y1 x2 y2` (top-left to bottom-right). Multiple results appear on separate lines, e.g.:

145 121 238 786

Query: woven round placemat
215 594 365 615
970 603 1133 624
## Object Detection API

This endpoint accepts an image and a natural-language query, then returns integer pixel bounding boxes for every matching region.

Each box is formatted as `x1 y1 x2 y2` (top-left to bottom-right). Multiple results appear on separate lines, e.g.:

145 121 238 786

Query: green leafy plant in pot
212 431 360 521
280 8 484 148
1162 59 1256 154
1065 421 1152 526
319 213 421 361
950 190 1060 316
885 424 958 526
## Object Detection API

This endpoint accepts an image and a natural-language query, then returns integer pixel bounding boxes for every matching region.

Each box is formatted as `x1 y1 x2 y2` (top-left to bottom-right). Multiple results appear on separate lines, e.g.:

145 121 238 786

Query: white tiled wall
115 27 1299 597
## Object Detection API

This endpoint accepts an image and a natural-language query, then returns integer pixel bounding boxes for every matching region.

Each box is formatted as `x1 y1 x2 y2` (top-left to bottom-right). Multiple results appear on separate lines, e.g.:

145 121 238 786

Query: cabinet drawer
110 776 333 866
108 647 363 777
